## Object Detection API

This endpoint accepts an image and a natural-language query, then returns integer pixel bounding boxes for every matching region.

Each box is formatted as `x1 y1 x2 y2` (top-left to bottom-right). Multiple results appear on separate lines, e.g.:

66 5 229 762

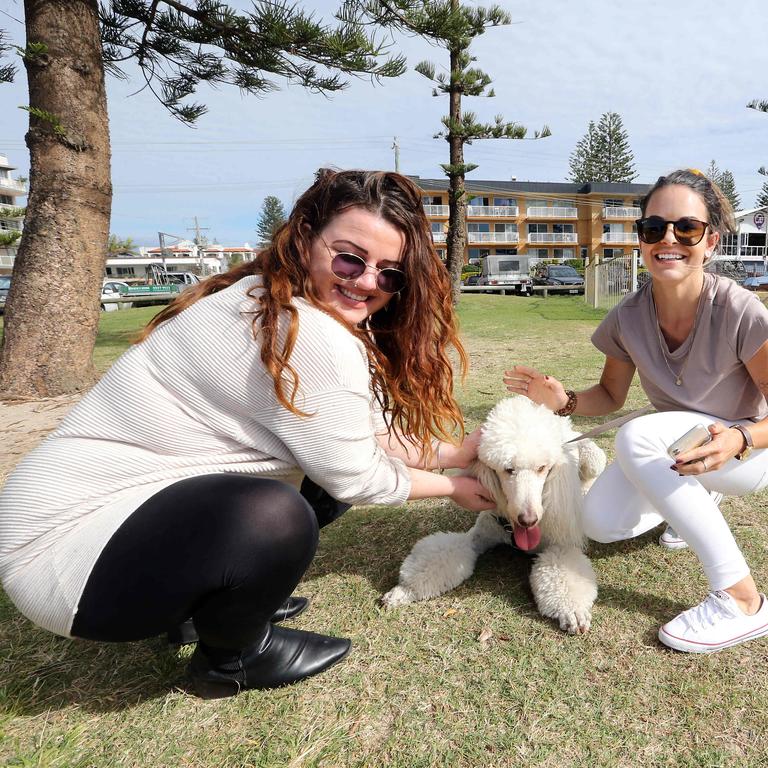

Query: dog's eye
505 467 516 475
537 465 548 474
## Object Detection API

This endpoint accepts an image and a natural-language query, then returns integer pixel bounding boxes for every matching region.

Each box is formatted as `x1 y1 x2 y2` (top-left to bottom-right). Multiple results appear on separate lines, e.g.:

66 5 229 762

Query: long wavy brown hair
138 169 468 450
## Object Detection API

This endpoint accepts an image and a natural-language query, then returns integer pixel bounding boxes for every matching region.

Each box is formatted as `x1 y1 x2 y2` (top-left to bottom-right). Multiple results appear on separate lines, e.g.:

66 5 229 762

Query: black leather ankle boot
167 596 310 646
188 625 351 698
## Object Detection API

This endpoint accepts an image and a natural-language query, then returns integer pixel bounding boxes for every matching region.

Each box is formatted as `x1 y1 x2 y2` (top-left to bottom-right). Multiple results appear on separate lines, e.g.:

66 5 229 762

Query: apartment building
415 177 652 266
721 206 768 275
0 153 27 273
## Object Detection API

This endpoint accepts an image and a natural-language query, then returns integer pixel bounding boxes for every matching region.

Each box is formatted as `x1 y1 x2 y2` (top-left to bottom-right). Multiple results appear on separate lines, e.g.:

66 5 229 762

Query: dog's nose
517 511 538 528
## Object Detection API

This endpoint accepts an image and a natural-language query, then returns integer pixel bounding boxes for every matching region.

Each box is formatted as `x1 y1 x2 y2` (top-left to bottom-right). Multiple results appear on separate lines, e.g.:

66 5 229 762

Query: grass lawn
2 295 768 767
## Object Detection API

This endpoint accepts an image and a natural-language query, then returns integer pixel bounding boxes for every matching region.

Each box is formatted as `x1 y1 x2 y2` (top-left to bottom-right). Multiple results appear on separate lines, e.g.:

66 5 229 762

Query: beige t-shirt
592 273 768 421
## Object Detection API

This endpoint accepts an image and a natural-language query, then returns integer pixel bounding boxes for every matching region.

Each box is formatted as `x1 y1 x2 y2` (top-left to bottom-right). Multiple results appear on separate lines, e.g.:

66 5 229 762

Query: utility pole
187 216 210 274
392 137 400 173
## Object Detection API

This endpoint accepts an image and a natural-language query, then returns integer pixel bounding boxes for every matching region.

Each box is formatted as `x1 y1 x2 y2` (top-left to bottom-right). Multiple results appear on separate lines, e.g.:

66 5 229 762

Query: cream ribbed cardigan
0 276 410 636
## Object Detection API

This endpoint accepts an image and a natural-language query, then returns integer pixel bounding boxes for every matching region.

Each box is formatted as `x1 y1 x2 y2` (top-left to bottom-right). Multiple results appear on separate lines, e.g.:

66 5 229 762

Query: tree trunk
0 0 111 398
445 42 466 306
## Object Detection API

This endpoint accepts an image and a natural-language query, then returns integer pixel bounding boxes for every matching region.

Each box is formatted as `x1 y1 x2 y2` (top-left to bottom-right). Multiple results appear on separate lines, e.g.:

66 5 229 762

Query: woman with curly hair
0 169 492 697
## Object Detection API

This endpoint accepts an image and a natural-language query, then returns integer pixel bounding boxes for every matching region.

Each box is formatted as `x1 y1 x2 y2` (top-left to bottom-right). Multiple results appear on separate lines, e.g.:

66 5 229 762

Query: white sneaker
658 591 768 653
658 492 724 550
659 525 688 550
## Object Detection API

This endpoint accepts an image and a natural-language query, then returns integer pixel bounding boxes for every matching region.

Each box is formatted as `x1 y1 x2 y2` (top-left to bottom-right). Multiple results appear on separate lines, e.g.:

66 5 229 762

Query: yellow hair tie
688 168 704 176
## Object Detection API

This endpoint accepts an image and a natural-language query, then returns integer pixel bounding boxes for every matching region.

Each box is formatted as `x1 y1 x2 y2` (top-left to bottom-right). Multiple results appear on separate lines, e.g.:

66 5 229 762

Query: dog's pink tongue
513 523 542 551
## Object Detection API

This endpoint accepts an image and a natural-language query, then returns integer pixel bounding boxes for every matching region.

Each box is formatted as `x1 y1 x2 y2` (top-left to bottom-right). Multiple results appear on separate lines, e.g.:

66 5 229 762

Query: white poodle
382 396 607 634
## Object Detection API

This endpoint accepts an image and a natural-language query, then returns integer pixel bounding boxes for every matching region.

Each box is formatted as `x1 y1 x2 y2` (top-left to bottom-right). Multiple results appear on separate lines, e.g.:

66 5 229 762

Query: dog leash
563 405 655 444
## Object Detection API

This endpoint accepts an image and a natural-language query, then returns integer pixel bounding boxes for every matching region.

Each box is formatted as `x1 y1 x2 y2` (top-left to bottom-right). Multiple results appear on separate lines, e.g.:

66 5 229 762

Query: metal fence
593 255 652 310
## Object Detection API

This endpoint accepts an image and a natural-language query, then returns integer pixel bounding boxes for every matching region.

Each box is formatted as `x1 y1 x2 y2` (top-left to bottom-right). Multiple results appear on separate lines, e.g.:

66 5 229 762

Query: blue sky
2 0 768 246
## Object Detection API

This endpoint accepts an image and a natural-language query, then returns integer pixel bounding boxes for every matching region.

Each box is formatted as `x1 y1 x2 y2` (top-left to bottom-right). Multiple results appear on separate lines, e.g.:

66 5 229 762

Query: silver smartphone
667 424 712 460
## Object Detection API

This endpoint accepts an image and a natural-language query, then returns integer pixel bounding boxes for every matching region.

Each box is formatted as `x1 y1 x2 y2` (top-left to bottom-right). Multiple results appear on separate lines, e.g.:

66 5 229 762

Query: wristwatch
730 424 754 461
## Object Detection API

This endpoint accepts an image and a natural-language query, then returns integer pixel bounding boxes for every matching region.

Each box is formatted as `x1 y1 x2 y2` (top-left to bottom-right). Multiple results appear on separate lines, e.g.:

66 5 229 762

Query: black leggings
71 474 328 651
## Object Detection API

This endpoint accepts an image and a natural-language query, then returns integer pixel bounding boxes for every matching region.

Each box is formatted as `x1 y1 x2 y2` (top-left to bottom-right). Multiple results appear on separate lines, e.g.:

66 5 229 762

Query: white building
720 206 768 275
104 240 259 281
0 153 27 274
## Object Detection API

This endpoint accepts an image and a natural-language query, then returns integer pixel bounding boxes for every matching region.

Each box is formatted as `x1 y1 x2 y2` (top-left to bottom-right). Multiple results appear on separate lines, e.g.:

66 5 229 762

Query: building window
0 195 12 205
468 222 491 233
430 222 444 233
422 195 443 205
528 223 548 234
603 198 623 207
493 197 517 207
552 223 574 234
468 248 491 260
494 248 518 255
529 248 549 258
468 196 490 206
603 248 624 259
553 248 575 259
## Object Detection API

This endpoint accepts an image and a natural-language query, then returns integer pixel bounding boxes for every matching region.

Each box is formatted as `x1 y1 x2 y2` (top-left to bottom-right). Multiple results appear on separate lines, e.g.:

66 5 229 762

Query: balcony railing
601 232 639 244
527 232 578 244
526 206 578 218
603 206 640 219
720 245 767 258
466 205 519 217
423 204 449 216
0 177 27 194
431 232 447 243
467 231 519 244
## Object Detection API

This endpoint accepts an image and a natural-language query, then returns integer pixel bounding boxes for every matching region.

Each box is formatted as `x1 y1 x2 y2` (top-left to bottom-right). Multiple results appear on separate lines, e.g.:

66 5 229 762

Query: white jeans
583 411 768 591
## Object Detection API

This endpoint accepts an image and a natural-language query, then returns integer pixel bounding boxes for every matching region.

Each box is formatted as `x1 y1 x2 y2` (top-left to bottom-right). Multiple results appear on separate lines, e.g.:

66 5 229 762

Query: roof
411 175 652 196
734 205 768 219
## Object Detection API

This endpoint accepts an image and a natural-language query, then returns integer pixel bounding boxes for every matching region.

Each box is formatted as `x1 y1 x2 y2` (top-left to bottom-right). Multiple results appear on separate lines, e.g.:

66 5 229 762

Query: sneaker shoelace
681 591 738 633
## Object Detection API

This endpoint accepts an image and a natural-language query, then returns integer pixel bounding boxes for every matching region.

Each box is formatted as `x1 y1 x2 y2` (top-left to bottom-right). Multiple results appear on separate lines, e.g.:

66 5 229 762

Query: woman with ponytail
0 169 493 697
505 169 768 654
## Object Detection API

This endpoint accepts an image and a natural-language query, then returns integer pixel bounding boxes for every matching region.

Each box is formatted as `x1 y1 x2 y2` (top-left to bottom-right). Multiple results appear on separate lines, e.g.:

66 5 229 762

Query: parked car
101 279 133 311
464 273 482 286
743 275 768 291
0 274 10 313
532 264 585 293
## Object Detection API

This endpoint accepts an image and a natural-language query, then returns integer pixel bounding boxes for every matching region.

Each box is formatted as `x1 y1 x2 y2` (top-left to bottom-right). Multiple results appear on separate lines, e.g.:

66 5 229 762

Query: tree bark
445 41 466 306
0 0 111 398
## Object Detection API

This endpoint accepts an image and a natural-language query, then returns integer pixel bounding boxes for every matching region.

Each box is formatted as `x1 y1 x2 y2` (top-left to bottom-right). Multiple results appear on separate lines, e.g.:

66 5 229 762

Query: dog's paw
558 608 591 635
380 585 416 607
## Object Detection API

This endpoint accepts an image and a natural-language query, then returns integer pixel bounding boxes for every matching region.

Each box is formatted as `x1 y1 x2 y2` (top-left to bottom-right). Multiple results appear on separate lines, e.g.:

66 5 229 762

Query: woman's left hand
440 427 483 470
673 422 744 475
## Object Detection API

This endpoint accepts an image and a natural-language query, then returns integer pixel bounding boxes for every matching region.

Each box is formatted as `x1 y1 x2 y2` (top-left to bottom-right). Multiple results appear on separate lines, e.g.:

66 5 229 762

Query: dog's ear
541 453 585 550
467 460 502 511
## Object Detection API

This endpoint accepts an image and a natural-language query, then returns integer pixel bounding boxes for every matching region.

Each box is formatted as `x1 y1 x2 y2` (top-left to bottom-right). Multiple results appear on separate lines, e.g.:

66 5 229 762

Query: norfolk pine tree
568 121 599 183
0 1 405 398
756 181 768 210
568 112 636 183
256 196 288 245
717 170 741 211
355 0 550 301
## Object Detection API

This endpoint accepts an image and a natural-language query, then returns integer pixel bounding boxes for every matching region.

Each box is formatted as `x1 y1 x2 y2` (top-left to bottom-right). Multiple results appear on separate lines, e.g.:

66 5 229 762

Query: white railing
431 232 447 243
527 232 578 244
0 220 23 231
0 177 27 194
594 256 632 310
466 205 519 217
467 231 519 244
601 232 639 244
720 245 767 258
526 206 578 218
603 206 640 219
0 252 15 267
423 204 449 216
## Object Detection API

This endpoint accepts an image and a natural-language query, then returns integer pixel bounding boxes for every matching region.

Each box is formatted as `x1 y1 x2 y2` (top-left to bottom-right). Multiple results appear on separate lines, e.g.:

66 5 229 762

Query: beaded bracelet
555 389 578 417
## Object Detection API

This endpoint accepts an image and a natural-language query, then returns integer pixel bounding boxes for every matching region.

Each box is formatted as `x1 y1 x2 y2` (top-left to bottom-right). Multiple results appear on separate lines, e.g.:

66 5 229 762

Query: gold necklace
652 278 706 387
